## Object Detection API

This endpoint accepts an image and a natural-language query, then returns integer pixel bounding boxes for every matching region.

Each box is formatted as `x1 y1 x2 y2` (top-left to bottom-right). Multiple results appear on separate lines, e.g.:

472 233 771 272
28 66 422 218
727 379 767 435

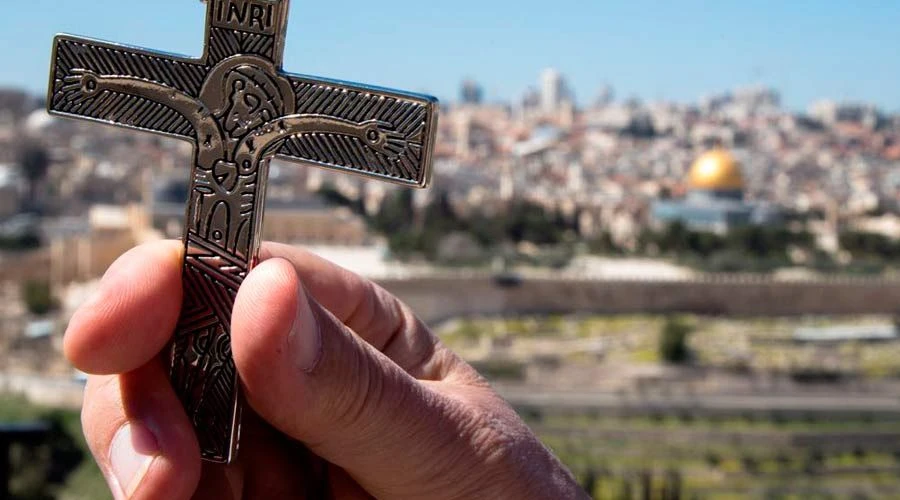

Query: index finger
65 240 442 377
64 240 184 375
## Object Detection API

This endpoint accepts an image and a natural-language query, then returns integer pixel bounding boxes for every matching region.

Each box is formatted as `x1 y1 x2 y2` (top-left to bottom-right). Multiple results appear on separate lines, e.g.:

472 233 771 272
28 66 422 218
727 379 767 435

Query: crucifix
47 0 438 463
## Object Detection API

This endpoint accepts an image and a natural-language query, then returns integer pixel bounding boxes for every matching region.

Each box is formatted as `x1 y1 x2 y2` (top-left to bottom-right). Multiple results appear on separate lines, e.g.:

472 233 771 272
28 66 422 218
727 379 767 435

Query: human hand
65 241 585 499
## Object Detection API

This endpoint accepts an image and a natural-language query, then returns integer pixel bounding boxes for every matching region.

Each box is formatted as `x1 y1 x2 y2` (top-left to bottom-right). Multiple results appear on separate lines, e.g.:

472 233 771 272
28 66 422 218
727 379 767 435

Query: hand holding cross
48 0 438 463
65 242 587 498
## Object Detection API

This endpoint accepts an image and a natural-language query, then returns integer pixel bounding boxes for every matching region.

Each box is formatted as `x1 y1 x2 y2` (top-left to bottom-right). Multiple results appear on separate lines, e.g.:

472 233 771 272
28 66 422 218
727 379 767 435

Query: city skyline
1 0 899 112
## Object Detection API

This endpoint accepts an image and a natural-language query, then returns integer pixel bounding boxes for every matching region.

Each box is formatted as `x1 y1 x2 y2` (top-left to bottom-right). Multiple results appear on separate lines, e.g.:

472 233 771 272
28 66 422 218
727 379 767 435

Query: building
652 149 781 233
808 100 882 130
460 80 483 105
0 164 22 218
794 324 898 343
149 177 371 246
594 84 614 107
540 68 572 114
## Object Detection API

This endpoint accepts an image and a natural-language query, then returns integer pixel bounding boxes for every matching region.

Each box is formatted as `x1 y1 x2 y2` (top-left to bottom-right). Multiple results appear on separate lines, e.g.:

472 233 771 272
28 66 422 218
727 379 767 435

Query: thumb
231 259 471 496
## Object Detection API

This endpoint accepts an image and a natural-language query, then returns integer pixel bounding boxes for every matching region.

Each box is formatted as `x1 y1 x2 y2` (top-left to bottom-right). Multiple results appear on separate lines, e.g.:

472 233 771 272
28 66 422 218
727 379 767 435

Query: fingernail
109 423 158 499
290 287 324 373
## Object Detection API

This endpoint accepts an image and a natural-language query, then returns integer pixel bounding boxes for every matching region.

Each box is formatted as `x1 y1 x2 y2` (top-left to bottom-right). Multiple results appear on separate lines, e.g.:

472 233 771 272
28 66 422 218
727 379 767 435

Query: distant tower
540 68 567 114
460 79 483 105
595 84 614 107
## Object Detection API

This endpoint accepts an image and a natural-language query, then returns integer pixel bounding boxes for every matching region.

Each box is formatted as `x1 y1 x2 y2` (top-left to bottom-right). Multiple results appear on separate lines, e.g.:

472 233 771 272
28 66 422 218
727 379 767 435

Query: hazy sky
2 0 898 111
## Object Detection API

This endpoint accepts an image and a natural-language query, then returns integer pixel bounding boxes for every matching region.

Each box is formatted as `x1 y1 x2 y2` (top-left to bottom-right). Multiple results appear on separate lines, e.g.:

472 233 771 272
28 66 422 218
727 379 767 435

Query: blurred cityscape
3 67 900 498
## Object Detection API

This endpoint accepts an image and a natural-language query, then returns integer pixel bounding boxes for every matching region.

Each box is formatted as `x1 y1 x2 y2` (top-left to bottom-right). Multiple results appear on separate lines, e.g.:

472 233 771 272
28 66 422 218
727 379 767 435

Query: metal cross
47 0 438 463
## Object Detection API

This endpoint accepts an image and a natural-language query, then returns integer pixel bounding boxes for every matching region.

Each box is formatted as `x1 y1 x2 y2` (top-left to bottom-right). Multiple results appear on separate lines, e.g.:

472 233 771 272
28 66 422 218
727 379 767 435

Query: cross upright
47 0 438 463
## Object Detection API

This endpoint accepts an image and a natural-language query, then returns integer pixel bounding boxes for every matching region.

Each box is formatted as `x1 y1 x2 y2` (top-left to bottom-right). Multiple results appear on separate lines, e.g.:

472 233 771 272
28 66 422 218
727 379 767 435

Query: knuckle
343 277 377 328
463 399 532 468
376 284 406 330
411 398 536 498
377 290 442 374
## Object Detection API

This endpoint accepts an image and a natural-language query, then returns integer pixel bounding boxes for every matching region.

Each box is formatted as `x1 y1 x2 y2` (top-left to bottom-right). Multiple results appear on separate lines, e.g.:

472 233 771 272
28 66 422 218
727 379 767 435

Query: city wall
5 244 900 322
378 275 900 325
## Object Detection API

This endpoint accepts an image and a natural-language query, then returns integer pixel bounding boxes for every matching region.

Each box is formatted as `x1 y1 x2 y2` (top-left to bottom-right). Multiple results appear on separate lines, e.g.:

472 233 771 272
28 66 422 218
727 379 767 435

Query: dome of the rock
688 149 745 191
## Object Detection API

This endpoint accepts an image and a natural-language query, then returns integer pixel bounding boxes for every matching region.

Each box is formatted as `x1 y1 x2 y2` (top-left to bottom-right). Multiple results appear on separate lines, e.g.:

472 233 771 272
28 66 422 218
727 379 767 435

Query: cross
47 0 438 463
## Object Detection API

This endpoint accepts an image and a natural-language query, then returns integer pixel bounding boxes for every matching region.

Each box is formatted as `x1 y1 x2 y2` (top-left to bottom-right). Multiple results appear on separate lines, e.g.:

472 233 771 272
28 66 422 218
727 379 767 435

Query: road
498 387 900 415
3 372 900 417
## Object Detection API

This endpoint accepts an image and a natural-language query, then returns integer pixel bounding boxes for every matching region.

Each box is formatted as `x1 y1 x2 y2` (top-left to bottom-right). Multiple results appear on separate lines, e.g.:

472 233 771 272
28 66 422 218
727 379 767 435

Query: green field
440 314 900 498
5 396 900 499
6 309 900 499
438 314 900 379
525 409 900 499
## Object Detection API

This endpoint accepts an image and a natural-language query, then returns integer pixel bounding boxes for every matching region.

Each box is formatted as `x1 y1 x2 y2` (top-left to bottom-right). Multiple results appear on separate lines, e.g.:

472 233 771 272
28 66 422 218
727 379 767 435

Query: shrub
22 281 58 316
659 316 693 364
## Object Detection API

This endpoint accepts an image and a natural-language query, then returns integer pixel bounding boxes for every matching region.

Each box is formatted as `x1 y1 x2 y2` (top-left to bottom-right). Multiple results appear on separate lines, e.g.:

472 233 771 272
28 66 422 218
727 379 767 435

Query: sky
2 0 899 112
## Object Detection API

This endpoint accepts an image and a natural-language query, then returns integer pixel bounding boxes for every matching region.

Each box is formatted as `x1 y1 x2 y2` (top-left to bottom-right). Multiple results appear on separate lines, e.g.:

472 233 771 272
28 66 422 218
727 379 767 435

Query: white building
0 164 23 218
540 68 572 115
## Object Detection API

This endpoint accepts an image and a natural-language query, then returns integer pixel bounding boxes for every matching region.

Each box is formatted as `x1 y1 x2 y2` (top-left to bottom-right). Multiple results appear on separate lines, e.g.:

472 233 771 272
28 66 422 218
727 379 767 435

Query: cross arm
273 74 439 188
47 35 209 140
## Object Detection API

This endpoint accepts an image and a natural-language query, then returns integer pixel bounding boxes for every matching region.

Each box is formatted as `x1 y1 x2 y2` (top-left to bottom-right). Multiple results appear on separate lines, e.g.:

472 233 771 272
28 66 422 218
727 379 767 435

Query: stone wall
5 244 900 323
378 275 900 325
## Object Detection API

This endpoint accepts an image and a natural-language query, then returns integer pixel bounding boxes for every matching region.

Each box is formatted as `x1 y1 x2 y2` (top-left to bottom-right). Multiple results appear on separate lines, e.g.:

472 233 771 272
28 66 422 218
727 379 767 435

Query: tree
0 232 41 251
588 230 622 255
22 281 58 316
508 201 565 245
659 221 690 255
18 144 50 210
316 183 353 208
659 316 693 364
371 189 414 234
840 230 900 260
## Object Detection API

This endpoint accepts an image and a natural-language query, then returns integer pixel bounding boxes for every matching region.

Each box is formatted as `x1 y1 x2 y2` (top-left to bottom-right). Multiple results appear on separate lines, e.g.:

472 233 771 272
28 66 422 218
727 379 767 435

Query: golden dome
688 149 745 191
